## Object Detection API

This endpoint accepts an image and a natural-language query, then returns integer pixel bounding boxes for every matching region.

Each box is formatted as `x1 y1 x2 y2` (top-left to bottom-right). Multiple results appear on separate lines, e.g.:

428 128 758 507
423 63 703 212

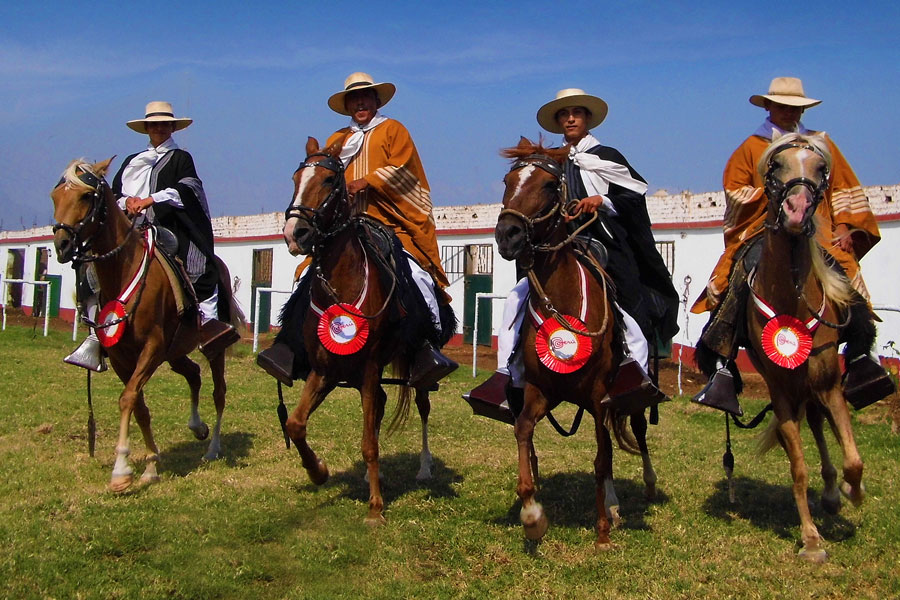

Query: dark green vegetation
1 324 897 599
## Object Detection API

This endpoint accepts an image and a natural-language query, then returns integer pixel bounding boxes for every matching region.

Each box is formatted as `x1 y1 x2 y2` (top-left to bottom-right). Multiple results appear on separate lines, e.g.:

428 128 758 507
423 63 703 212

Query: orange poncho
691 133 880 314
326 119 450 292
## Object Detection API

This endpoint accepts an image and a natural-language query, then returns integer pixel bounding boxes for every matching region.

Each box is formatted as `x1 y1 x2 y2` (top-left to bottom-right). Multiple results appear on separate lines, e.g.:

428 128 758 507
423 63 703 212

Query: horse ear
812 131 828 142
305 137 320 155
517 136 534 148
93 156 116 177
771 130 783 142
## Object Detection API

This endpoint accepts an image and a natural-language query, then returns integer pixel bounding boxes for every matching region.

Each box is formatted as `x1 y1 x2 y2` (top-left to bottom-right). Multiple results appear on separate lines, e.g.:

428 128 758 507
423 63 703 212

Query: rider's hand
565 195 606 221
125 196 152 215
347 178 369 197
833 223 854 254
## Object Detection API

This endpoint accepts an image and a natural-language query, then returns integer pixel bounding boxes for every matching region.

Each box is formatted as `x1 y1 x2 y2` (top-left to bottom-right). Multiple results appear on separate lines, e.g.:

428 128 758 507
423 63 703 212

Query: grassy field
1 322 898 599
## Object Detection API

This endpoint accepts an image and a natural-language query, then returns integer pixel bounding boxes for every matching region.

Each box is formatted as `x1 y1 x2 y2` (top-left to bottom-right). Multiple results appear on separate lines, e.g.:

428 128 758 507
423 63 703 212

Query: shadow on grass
291 452 463 507
163 431 256 476
702 475 857 542
491 471 669 532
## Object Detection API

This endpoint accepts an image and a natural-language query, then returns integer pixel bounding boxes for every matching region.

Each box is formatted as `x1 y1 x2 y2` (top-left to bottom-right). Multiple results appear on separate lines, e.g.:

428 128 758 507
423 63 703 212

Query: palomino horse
51 158 244 492
724 132 864 562
279 137 444 524
495 138 653 548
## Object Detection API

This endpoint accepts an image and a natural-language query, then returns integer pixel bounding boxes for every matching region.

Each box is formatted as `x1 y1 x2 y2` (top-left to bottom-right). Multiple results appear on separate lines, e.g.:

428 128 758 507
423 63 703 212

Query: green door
463 274 492 346
45 274 61 317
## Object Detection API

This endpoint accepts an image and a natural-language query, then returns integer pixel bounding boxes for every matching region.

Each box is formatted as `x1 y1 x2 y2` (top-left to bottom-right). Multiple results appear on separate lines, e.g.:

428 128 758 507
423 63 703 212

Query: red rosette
317 304 369 355
535 315 593 373
760 314 813 369
96 300 127 348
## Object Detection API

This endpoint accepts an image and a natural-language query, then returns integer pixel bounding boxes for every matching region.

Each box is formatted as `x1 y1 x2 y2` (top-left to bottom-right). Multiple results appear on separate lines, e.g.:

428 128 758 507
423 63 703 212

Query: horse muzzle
780 185 816 235
53 228 75 263
283 215 316 256
496 216 527 261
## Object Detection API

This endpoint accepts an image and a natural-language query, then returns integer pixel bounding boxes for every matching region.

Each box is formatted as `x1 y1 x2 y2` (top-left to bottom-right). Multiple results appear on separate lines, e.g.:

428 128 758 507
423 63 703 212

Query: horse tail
755 417 781 456
215 255 246 333
605 410 642 456
385 357 413 435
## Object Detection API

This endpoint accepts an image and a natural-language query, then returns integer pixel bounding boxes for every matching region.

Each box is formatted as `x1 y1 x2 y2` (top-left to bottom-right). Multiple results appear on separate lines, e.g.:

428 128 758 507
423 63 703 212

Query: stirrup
198 320 241 359
462 371 516 425
64 333 107 372
409 342 458 389
601 357 669 415
843 355 896 411
692 367 743 416
257 342 295 387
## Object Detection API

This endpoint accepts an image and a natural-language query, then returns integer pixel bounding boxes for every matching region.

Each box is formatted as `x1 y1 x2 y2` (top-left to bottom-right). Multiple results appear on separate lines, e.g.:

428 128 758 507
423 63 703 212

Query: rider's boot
602 356 670 415
409 341 458 390
64 295 107 372
843 353 895 410
198 319 241 360
691 358 743 416
257 342 295 387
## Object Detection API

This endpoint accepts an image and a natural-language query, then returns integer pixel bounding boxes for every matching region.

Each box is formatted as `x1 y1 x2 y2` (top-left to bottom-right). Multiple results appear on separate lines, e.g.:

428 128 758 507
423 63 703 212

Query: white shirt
117 137 184 209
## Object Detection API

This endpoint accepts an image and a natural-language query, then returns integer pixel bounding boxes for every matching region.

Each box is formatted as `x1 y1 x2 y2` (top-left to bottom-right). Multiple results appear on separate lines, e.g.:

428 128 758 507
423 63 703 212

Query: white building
3 184 899 358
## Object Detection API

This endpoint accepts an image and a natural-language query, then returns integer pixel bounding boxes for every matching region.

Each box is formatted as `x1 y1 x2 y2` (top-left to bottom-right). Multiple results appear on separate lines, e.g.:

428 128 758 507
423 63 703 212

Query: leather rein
285 153 396 320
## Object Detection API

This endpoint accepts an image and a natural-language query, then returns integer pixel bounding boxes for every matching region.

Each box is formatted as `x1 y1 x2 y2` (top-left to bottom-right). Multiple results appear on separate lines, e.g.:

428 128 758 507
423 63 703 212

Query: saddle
151 225 198 318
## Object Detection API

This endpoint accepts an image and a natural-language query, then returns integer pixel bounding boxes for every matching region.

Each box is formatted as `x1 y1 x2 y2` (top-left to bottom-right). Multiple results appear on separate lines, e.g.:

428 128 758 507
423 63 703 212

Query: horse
51 158 244 492
494 137 658 548
278 137 450 524
699 132 865 562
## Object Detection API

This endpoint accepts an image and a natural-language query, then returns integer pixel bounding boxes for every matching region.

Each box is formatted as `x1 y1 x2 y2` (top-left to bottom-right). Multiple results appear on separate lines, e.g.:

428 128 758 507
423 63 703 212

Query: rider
64 101 240 370
258 72 457 389
691 77 893 414
465 88 680 420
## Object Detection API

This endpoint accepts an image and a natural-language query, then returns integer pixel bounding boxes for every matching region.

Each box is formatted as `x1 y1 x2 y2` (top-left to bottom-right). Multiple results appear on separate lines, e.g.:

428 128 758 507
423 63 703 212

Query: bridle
284 153 351 249
498 154 597 259
52 167 136 265
763 141 830 238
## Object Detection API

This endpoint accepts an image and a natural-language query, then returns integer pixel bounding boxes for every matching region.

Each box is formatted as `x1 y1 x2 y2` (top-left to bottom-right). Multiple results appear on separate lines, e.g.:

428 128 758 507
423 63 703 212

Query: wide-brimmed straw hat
749 77 821 109
126 101 193 133
327 72 396 116
537 88 608 134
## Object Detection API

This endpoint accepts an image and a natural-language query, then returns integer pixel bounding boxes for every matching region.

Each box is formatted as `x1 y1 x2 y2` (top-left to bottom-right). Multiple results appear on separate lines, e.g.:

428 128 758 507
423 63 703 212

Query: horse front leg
516 383 548 540
286 371 333 485
362 366 387 525
807 401 840 514
599 424 621 528
820 387 865 507
593 411 614 550
108 352 161 492
414 389 433 480
775 411 827 563
202 351 228 461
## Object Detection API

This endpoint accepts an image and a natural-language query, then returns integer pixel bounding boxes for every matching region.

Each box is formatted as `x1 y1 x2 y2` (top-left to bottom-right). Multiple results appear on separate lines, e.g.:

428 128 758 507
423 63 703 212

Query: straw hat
749 77 821 109
126 101 193 133
327 72 396 115
537 88 608 134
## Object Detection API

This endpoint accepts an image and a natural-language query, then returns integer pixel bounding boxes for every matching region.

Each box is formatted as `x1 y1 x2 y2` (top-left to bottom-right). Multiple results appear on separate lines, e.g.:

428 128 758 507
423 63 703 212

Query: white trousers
496 277 649 387
199 285 218 324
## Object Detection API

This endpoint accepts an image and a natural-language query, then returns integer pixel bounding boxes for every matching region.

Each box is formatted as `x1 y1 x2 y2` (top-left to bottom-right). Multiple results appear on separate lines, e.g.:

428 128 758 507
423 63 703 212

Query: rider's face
344 89 380 127
766 101 804 132
146 121 176 147
556 106 590 143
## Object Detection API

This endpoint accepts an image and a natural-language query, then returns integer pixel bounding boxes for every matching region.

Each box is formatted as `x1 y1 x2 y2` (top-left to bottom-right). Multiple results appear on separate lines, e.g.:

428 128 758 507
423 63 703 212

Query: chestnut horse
51 158 244 492
495 138 651 548
727 132 863 562
279 138 441 524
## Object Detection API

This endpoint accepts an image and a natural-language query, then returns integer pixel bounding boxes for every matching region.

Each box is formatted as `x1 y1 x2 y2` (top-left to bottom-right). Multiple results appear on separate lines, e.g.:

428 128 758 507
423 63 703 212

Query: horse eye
323 176 335 186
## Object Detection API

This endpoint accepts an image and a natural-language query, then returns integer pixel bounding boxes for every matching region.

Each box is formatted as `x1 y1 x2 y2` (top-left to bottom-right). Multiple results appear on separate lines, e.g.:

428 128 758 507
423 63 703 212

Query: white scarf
338 113 388 167
120 137 177 198
568 134 648 197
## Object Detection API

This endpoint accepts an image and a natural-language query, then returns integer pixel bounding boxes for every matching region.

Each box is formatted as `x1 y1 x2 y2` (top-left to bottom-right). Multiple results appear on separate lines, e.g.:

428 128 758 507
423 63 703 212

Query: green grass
1 323 898 599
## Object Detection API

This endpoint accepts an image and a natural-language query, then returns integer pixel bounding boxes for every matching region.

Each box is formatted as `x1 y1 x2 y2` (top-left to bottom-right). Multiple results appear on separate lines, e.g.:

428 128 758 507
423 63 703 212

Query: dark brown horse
495 138 650 548
279 137 441 524
738 132 865 562
51 158 244 492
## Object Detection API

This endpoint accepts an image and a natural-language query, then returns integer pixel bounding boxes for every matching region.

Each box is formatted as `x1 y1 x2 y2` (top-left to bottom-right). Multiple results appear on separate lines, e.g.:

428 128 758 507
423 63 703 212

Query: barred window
655 240 675 277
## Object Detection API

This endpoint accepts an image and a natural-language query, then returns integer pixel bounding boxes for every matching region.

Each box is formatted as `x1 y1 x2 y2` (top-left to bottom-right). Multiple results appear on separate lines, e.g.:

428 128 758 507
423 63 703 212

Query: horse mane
59 159 99 191
500 138 569 163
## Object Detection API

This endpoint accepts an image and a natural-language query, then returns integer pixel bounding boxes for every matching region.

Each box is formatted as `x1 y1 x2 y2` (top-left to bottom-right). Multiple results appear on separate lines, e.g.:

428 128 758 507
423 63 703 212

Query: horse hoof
307 459 329 485
364 514 386 527
521 503 548 540
109 474 133 493
203 450 222 462
190 422 210 441
840 481 865 507
594 541 617 552
415 467 432 481
140 473 161 486
821 492 842 515
798 547 828 564
644 483 657 501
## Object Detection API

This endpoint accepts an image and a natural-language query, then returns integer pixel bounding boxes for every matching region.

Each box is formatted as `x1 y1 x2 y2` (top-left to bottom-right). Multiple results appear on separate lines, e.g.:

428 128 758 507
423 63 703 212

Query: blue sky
2 1 898 230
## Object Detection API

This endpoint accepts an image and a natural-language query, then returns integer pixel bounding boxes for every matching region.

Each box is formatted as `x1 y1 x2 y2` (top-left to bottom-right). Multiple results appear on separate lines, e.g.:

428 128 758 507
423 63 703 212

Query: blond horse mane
59 159 99 191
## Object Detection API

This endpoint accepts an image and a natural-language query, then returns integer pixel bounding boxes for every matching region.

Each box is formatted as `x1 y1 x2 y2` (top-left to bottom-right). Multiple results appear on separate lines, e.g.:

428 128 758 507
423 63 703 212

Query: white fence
1 277 51 337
